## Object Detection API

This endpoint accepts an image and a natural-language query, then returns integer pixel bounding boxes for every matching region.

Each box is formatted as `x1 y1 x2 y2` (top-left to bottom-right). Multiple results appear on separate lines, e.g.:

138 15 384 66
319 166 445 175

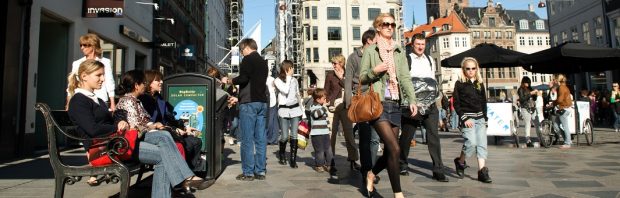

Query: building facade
405 11 471 96
153 0 206 75
546 0 613 91
426 0 469 20
206 0 232 72
510 7 552 87
300 0 404 89
275 0 303 78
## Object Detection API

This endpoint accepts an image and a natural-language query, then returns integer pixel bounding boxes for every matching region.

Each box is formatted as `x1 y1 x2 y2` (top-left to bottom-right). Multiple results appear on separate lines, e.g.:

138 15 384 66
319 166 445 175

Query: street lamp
538 0 546 8
136 2 159 10
155 18 174 25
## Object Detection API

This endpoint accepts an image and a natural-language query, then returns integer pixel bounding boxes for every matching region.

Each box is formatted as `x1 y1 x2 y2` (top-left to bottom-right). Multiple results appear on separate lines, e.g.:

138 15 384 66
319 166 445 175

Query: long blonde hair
459 57 483 83
555 73 567 85
67 59 104 96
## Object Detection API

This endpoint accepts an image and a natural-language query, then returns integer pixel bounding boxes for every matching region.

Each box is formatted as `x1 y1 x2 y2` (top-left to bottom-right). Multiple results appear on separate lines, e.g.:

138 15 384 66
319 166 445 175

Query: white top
535 95 544 120
409 53 436 79
266 76 277 107
74 88 99 105
68 56 115 102
274 76 303 118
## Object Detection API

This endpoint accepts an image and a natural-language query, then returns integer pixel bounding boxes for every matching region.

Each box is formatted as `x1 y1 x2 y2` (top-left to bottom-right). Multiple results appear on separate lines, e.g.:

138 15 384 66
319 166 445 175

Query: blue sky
244 0 549 49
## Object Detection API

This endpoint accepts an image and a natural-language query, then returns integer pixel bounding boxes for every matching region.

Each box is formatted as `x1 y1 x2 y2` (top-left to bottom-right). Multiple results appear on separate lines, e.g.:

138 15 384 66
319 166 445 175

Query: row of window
519 20 546 30
553 16 604 46
304 6 394 21
472 31 513 39
439 37 468 49
304 26 363 41
305 47 345 63
518 36 550 46
522 72 549 83
482 68 518 79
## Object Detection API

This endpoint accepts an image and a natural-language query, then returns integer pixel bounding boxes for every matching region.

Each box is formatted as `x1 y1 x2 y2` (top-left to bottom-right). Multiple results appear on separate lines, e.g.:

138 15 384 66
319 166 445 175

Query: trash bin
162 73 223 180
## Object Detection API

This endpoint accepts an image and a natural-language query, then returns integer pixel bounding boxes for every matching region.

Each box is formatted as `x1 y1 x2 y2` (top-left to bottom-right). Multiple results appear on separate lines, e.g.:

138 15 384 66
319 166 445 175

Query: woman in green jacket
360 13 417 198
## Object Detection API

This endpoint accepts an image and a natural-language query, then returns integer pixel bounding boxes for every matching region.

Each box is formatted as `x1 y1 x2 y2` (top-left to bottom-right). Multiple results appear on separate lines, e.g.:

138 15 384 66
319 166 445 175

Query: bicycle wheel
538 120 553 148
583 119 594 145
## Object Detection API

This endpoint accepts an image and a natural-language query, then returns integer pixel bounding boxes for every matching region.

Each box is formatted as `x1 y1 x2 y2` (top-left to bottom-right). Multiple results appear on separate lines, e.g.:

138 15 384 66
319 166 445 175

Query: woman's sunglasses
381 22 396 28
464 67 477 71
80 44 92 47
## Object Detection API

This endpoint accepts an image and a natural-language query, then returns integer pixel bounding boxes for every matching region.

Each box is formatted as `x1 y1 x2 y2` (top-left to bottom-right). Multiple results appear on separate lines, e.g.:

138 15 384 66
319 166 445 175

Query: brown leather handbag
347 83 383 123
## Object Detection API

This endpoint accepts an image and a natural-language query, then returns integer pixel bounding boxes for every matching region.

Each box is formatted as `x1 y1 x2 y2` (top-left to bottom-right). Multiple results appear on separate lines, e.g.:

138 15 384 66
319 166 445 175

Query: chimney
528 4 534 12
429 16 434 24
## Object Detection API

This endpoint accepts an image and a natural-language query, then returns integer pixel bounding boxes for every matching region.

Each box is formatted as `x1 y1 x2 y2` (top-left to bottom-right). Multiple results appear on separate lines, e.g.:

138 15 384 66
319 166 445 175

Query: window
306 48 311 63
443 37 449 48
506 31 513 39
455 37 460 47
352 7 360 19
495 31 501 39
498 68 505 78
528 36 534 46
327 27 342 40
305 7 309 19
305 26 310 40
583 22 590 44
312 6 317 19
519 20 529 30
327 7 340 20
312 26 318 40
462 37 467 47
390 8 395 17
546 37 550 46
473 31 480 38
484 31 491 39
537 36 543 46
571 26 578 41
542 75 547 83
519 36 525 46
431 43 436 52
368 8 380 21
509 68 516 78
489 17 496 27
615 17 620 46
595 16 603 44
352 26 361 40
562 31 568 42
532 75 538 82
328 48 342 59
507 46 514 50
535 20 545 30
313 47 319 62
553 34 558 46
485 68 494 78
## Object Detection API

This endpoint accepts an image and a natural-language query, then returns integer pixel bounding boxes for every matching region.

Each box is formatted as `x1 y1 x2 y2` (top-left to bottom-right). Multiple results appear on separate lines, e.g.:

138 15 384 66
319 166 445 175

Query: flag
246 20 262 55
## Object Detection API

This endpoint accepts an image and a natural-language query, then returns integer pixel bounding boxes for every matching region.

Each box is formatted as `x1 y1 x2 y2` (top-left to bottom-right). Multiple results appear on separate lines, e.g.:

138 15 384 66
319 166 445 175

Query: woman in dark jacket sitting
138 70 204 173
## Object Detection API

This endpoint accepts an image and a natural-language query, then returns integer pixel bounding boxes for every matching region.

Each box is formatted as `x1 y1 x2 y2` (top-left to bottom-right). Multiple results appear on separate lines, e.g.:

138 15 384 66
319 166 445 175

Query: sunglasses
464 67 477 71
381 22 396 28
80 44 92 47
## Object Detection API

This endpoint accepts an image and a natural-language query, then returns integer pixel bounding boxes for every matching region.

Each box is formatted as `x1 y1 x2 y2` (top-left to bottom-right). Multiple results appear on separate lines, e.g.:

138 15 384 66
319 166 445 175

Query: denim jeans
279 116 300 142
230 117 240 140
311 134 333 166
239 102 268 176
554 108 574 145
450 110 459 129
267 106 280 144
614 111 620 130
460 118 488 159
138 131 194 198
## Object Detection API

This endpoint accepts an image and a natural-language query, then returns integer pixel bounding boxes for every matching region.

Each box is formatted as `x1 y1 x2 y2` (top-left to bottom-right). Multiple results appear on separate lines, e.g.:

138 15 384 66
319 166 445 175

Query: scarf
377 36 399 100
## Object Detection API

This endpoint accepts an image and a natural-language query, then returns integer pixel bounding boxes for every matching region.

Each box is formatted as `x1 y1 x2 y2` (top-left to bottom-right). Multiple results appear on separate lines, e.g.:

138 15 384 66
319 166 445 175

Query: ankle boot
478 167 492 183
278 141 287 165
289 139 298 168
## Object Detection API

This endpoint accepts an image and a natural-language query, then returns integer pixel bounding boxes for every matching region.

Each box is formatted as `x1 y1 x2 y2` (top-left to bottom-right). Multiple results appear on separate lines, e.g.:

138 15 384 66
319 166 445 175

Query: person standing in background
266 66 280 145
66 33 115 111
611 83 620 132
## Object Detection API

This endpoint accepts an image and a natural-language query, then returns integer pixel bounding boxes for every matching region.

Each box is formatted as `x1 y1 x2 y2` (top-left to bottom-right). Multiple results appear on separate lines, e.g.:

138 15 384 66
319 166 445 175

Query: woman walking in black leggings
360 13 418 198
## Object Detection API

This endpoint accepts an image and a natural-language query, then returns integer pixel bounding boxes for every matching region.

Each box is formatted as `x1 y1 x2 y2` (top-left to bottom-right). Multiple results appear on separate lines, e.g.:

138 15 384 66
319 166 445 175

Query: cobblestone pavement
1 127 619 198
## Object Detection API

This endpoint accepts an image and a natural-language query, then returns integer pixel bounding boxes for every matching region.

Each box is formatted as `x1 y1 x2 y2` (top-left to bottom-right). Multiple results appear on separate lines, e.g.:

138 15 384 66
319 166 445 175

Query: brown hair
373 13 396 30
239 38 258 51
145 70 164 94
207 67 221 79
312 88 327 101
79 33 102 57
278 60 293 81
67 59 104 96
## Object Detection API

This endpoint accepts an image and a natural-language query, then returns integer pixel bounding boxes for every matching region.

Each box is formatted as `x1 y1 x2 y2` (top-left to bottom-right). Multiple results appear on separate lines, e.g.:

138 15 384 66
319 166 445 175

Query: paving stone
577 191 620 198
586 162 620 166
551 180 604 188
574 170 615 177
532 194 569 198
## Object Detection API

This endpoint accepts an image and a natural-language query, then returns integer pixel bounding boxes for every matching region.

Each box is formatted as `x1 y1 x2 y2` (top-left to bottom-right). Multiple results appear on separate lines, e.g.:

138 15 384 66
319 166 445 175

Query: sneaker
254 174 266 180
454 157 467 179
235 174 254 181
477 167 492 183
559 144 571 149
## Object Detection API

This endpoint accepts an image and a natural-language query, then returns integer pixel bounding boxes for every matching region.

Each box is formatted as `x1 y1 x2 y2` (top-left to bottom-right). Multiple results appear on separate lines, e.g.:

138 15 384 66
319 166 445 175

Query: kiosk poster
168 85 208 150
486 103 512 136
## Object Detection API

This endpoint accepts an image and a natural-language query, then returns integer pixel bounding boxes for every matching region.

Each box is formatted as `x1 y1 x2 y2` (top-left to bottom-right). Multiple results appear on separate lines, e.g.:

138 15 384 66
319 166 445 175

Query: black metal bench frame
35 103 148 198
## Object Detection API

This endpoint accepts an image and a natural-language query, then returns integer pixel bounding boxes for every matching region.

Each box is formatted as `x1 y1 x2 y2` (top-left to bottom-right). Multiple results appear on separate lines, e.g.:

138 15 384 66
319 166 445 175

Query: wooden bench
35 103 148 198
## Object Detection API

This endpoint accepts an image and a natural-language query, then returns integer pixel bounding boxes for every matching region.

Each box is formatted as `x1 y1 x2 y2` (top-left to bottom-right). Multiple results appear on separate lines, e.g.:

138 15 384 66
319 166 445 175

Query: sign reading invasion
83 0 124 18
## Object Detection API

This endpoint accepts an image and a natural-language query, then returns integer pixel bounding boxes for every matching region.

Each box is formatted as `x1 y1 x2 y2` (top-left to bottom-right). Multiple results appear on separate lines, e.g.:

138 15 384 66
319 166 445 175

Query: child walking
309 89 333 173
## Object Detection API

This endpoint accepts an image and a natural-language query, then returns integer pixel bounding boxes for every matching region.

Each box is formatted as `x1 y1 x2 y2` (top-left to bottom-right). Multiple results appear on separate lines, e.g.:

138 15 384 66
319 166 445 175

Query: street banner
486 103 512 136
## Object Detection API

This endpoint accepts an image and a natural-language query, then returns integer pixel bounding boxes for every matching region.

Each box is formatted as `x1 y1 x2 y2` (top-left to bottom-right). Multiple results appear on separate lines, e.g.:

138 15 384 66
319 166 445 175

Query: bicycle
537 102 594 148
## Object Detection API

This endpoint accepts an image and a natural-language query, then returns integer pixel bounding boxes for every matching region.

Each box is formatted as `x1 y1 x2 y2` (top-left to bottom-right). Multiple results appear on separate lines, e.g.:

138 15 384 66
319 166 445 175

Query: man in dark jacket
231 38 269 181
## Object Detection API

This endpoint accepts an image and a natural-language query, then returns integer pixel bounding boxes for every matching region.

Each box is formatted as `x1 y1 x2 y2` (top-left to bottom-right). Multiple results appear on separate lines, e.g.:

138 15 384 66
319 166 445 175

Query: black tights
371 120 402 193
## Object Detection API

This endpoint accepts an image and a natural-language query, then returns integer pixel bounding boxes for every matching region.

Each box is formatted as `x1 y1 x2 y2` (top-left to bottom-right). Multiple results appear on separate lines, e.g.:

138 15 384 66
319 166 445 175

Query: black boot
278 141 287 165
289 139 298 168
454 157 468 179
478 167 492 183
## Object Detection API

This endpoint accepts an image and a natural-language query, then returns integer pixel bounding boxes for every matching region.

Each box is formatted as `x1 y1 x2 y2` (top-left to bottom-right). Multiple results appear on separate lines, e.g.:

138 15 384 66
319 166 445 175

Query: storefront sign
119 25 150 43
180 45 195 60
83 0 124 18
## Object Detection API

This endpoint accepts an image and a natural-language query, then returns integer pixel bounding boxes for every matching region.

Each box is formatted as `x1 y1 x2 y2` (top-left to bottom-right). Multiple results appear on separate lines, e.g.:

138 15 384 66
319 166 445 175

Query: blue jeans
450 110 458 129
239 102 268 176
267 106 280 144
138 131 194 198
554 108 574 145
279 116 300 142
614 111 620 130
460 118 488 159
230 117 240 140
